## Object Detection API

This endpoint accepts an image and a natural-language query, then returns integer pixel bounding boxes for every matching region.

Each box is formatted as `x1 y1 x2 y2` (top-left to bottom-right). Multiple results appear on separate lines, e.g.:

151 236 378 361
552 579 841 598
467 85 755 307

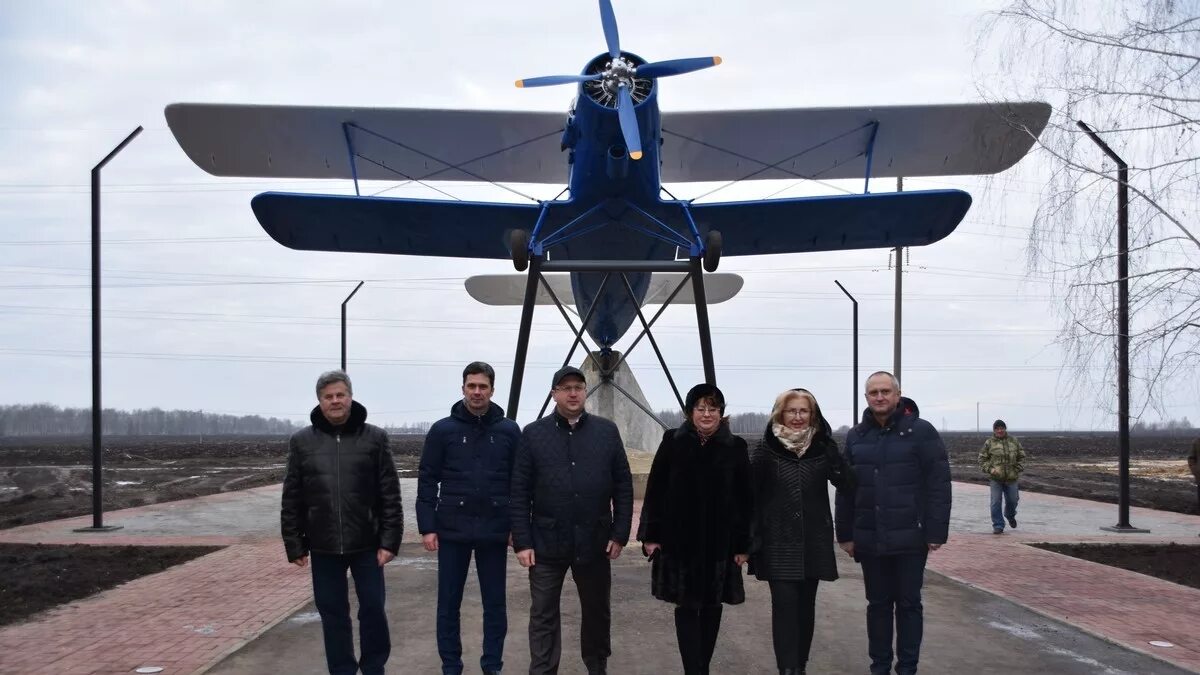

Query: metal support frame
78 126 142 534
341 281 364 372
862 121 880 194
505 258 716 423
1078 120 1147 534
835 280 859 427
342 122 361 196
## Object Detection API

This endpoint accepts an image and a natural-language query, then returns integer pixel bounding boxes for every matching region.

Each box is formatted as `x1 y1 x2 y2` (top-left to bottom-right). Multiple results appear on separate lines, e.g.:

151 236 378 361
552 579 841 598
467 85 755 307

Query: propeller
515 0 721 161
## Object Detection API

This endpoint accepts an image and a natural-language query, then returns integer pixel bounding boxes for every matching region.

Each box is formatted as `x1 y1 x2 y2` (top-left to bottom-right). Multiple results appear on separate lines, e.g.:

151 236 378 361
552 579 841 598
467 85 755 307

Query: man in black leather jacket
510 366 633 675
281 370 403 675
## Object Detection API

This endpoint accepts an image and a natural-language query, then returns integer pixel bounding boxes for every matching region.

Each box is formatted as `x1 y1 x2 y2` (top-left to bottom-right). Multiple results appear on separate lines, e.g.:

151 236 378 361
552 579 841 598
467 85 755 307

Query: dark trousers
860 552 928 675
673 604 723 674
436 540 508 675
989 479 1020 530
311 550 390 675
528 557 611 675
768 579 820 670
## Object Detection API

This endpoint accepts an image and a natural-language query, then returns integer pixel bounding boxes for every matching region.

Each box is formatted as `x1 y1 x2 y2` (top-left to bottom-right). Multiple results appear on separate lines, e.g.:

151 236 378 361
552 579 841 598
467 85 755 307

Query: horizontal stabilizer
465 273 743 306
691 189 971 256
250 192 542 258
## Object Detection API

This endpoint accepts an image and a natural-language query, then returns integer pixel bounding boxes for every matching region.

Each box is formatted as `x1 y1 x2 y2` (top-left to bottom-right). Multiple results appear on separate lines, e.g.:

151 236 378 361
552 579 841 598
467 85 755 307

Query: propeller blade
515 73 601 88
636 56 723 79
617 84 642 160
598 0 621 59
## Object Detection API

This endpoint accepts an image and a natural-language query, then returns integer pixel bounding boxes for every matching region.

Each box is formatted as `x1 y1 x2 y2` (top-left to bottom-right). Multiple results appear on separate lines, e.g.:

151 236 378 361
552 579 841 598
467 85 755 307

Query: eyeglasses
693 407 720 415
554 384 586 393
782 408 807 417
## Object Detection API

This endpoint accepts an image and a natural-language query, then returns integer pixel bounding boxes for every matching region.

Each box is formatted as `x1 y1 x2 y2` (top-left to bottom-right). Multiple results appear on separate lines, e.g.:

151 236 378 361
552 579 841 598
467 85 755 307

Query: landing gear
703 229 722 272
510 229 530 271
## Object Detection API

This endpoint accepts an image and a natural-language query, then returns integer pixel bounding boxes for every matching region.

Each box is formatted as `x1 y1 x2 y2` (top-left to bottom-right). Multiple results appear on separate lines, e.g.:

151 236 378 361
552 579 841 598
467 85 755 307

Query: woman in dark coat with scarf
637 383 753 675
749 388 853 675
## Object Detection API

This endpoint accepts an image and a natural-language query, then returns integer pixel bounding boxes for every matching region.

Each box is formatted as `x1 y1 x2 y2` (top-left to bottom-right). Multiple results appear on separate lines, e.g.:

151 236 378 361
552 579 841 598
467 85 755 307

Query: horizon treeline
0 404 298 436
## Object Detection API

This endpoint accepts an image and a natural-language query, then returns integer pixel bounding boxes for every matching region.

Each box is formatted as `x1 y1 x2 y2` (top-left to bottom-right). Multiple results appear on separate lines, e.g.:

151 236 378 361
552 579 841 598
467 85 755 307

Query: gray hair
865 370 900 390
315 370 353 397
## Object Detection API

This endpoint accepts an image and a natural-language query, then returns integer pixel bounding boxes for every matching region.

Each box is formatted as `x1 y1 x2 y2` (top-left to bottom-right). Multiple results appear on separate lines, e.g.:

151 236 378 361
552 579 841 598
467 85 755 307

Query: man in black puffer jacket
418 362 521 675
281 370 402 675
510 366 633 675
835 371 950 675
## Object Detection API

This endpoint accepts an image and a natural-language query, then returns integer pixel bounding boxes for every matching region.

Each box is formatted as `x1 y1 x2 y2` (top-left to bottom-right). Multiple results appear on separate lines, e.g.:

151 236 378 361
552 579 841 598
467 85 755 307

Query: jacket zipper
336 432 345 554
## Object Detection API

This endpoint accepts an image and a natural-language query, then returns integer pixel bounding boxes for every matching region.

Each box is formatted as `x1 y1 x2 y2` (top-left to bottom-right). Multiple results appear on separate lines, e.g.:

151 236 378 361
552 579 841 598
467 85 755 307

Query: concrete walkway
0 479 1195 674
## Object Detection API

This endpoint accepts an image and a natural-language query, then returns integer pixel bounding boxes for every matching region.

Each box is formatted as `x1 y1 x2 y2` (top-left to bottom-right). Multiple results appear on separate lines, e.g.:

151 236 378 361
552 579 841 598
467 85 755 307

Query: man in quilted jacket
281 370 403 675
979 419 1026 535
510 365 633 675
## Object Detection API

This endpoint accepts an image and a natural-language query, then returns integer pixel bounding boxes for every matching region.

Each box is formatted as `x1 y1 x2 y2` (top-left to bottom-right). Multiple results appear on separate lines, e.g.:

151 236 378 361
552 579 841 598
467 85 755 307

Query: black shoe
993 527 1004 534
1007 515 1017 529
483 671 501 675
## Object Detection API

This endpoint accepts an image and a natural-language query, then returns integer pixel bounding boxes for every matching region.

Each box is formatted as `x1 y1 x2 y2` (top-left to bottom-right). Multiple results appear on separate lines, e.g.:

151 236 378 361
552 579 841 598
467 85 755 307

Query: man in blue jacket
418 362 522 675
835 371 951 675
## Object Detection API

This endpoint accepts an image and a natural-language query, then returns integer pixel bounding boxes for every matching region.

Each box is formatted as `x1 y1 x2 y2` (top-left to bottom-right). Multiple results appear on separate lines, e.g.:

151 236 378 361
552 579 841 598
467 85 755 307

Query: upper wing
251 193 542 258
165 103 567 183
660 102 1050 183
690 190 972 256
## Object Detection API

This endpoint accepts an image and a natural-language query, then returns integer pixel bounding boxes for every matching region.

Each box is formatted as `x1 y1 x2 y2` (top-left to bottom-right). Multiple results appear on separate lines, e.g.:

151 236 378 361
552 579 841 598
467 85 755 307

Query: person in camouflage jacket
979 419 1025 534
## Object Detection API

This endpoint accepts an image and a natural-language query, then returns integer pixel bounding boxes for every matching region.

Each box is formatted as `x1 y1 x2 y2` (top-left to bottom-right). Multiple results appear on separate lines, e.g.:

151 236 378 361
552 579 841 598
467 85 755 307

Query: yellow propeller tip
630 151 643 160
714 56 723 65
515 80 525 88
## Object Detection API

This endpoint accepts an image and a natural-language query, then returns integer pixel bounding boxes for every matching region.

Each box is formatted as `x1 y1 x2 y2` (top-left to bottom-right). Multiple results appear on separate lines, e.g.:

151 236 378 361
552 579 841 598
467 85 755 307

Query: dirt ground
0 543 220 626
0 435 424 529
1032 542 1200 591
941 431 1199 515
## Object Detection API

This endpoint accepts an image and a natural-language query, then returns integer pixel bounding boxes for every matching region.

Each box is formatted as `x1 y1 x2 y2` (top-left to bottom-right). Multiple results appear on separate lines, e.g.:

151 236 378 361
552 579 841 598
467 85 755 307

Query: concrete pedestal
579 351 668 453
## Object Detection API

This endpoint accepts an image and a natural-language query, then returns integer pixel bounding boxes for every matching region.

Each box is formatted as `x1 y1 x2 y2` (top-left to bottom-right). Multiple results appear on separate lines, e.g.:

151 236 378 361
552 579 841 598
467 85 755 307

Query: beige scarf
772 423 815 457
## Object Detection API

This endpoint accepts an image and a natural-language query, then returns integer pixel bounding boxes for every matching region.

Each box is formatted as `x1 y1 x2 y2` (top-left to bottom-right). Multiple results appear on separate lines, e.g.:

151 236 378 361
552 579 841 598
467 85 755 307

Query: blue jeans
990 479 1020 530
437 540 508 674
860 551 927 675
310 550 390 675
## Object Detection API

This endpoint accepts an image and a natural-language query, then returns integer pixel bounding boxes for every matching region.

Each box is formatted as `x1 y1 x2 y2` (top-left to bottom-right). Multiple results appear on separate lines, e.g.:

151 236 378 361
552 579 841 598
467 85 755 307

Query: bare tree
977 0 1199 417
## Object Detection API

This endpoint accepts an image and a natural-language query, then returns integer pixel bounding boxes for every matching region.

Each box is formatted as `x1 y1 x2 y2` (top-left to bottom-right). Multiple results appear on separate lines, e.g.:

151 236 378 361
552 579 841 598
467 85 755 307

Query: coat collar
451 399 505 425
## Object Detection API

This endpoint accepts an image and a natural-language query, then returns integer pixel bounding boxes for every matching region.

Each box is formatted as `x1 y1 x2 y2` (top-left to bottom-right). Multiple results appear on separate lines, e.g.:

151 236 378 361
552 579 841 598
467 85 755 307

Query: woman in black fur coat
637 383 752 675
749 388 854 675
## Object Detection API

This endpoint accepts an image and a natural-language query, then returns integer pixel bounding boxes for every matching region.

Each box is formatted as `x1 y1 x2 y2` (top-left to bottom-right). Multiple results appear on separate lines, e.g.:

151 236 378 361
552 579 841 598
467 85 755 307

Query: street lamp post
834 280 859 427
341 281 365 372
77 126 143 533
1077 120 1148 534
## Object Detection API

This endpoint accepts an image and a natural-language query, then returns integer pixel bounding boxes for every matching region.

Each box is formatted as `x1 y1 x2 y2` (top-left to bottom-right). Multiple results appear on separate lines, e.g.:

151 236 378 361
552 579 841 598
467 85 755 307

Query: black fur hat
684 383 725 416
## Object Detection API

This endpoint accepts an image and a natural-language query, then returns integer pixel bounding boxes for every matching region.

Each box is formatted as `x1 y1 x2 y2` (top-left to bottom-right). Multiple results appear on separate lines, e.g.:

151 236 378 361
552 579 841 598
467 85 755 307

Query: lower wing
250 192 543 258
689 190 971 256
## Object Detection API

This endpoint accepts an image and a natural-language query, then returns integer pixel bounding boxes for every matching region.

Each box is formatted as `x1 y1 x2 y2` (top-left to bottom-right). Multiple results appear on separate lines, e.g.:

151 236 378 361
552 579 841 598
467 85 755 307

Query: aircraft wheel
703 230 722 272
511 229 530 272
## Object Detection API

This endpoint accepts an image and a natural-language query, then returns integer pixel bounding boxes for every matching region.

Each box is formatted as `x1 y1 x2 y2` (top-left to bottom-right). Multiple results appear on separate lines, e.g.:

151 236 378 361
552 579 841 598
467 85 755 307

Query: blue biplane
166 0 1049 420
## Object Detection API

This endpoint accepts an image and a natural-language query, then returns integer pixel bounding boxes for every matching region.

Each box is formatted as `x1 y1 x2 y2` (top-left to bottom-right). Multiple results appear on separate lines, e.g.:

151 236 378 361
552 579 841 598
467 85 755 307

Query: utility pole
77 126 142 534
976 402 980 433
1078 120 1148 534
894 176 903 383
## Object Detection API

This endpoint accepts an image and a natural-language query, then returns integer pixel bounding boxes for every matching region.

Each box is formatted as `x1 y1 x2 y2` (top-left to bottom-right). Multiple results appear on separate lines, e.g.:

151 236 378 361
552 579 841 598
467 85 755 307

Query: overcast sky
2 0 1193 431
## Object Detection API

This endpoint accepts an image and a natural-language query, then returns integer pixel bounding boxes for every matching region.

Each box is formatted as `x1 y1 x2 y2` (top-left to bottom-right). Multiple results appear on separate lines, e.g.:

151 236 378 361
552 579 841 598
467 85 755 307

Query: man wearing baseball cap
510 365 634 675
